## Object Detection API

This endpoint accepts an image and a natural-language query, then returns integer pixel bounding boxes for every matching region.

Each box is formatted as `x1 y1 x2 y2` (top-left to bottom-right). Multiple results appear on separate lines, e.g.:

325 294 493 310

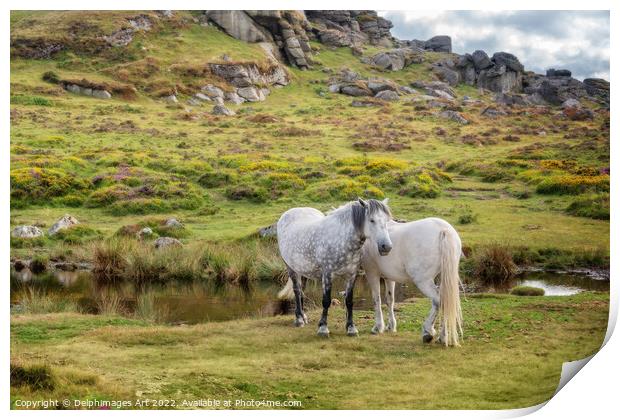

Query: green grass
10 95 53 106
511 286 545 296
566 194 610 220
51 225 103 245
10 292 609 409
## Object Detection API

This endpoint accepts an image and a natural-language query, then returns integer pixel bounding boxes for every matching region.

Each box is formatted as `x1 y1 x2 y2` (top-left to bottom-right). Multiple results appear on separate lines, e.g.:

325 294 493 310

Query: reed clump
473 244 518 286
91 237 285 291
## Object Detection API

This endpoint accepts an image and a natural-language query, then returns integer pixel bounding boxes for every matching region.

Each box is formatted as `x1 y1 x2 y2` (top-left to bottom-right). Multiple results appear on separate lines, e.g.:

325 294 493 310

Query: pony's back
277 207 325 277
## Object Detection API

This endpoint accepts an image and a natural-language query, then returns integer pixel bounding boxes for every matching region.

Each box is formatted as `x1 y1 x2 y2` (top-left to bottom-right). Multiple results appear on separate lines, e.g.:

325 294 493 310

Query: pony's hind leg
414 278 440 343
317 272 333 337
385 279 397 332
344 273 359 336
300 276 309 323
366 269 384 334
287 267 306 327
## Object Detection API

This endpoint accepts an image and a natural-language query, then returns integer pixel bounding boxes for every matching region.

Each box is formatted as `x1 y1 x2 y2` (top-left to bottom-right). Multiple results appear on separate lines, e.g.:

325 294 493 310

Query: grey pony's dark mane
351 199 392 237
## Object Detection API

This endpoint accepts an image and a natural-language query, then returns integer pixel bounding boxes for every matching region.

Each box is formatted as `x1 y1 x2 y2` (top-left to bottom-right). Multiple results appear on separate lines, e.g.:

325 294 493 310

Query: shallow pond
513 270 609 296
10 268 609 324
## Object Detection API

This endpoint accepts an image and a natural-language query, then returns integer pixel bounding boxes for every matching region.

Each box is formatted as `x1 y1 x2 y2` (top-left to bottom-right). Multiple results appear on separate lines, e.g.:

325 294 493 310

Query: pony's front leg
317 272 333 337
366 270 384 334
385 279 397 332
345 274 359 336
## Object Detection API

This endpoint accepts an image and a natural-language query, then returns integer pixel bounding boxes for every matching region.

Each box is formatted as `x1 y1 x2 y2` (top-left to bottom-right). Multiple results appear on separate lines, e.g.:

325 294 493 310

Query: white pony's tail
438 229 463 347
277 277 295 300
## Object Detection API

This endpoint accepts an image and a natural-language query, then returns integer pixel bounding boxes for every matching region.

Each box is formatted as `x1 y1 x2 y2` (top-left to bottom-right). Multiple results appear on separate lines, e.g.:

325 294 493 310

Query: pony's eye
370 219 375 223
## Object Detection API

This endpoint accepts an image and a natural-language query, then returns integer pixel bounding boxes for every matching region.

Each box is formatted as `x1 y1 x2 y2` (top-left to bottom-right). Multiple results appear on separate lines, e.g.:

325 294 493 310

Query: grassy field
10 292 609 409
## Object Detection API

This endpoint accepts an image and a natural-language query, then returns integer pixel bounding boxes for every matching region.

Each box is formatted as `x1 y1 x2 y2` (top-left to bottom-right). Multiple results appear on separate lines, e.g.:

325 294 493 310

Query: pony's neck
329 203 365 243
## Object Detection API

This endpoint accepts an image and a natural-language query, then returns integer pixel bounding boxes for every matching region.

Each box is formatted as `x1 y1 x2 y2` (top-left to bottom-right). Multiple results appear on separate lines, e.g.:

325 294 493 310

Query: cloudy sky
380 10 610 81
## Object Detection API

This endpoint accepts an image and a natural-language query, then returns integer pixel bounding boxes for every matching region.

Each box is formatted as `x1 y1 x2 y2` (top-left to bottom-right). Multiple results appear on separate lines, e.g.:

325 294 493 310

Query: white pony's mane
325 200 392 236
326 199 392 217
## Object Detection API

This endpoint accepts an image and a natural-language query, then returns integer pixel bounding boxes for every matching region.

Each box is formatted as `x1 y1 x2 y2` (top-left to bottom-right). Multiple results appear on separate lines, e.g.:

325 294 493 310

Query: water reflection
10 268 609 323
514 270 609 296
517 280 582 296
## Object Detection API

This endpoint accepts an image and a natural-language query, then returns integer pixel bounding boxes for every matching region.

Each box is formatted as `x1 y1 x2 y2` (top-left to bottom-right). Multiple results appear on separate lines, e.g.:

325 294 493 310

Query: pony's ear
382 198 389 205
358 198 368 208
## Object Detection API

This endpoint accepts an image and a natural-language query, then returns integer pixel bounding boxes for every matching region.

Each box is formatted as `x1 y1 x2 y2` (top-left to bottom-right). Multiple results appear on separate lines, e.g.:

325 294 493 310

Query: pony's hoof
387 324 397 333
317 325 330 337
302 314 309 324
347 326 359 337
422 333 434 343
371 325 384 335
294 318 305 327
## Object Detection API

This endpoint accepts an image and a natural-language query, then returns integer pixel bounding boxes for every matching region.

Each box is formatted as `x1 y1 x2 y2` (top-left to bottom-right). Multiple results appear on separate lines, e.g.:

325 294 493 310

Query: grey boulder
194 93 212 101
154 237 182 249
491 52 524 73
202 84 224 98
481 107 507 118
367 80 398 94
341 85 371 97
48 214 79 235
438 110 469 125
424 35 452 53
433 65 460 87
472 50 493 71
318 29 351 47
546 69 572 77
583 78 610 105
204 11 272 43
561 98 581 109
138 227 154 238
91 89 112 99
165 218 183 228
163 94 178 104
212 104 236 116
11 225 44 238
370 48 421 71
374 90 400 101
237 86 265 102
328 84 341 93
399 86 418 95
187 98 202 106
225 91 245 105
494 92 528 106
477 67 522 94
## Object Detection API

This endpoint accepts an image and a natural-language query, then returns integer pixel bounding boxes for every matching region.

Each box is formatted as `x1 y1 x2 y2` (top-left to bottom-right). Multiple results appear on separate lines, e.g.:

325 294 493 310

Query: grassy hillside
10 11 609 264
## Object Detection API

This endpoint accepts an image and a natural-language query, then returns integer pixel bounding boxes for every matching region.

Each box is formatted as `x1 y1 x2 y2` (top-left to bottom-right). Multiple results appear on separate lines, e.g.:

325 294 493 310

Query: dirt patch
247 114 281 124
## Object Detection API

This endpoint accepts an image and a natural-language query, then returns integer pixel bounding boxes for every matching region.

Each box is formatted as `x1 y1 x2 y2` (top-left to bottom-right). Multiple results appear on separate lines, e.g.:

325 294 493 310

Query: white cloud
380 10 610 80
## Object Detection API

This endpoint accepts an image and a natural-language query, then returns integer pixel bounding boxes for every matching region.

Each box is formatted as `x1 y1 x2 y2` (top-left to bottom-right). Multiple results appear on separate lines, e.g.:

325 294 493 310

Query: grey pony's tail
438 229 463 347
277 277 295 300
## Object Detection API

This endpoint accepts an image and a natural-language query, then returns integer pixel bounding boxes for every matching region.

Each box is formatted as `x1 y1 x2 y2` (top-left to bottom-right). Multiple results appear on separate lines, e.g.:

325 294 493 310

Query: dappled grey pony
362 217 463 346
277 198 393 337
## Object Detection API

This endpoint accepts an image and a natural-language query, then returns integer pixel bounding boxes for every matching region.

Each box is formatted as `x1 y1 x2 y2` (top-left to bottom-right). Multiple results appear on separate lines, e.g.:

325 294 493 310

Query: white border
3 1 616 419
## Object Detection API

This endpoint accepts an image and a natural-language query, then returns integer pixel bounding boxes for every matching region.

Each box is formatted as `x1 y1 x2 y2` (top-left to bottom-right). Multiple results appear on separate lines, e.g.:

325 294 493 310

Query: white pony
277 199 393 337
362 217 463 346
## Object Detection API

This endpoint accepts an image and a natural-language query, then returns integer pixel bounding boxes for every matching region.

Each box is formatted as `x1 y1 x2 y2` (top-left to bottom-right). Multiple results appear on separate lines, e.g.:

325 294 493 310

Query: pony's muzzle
378 242 392 256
